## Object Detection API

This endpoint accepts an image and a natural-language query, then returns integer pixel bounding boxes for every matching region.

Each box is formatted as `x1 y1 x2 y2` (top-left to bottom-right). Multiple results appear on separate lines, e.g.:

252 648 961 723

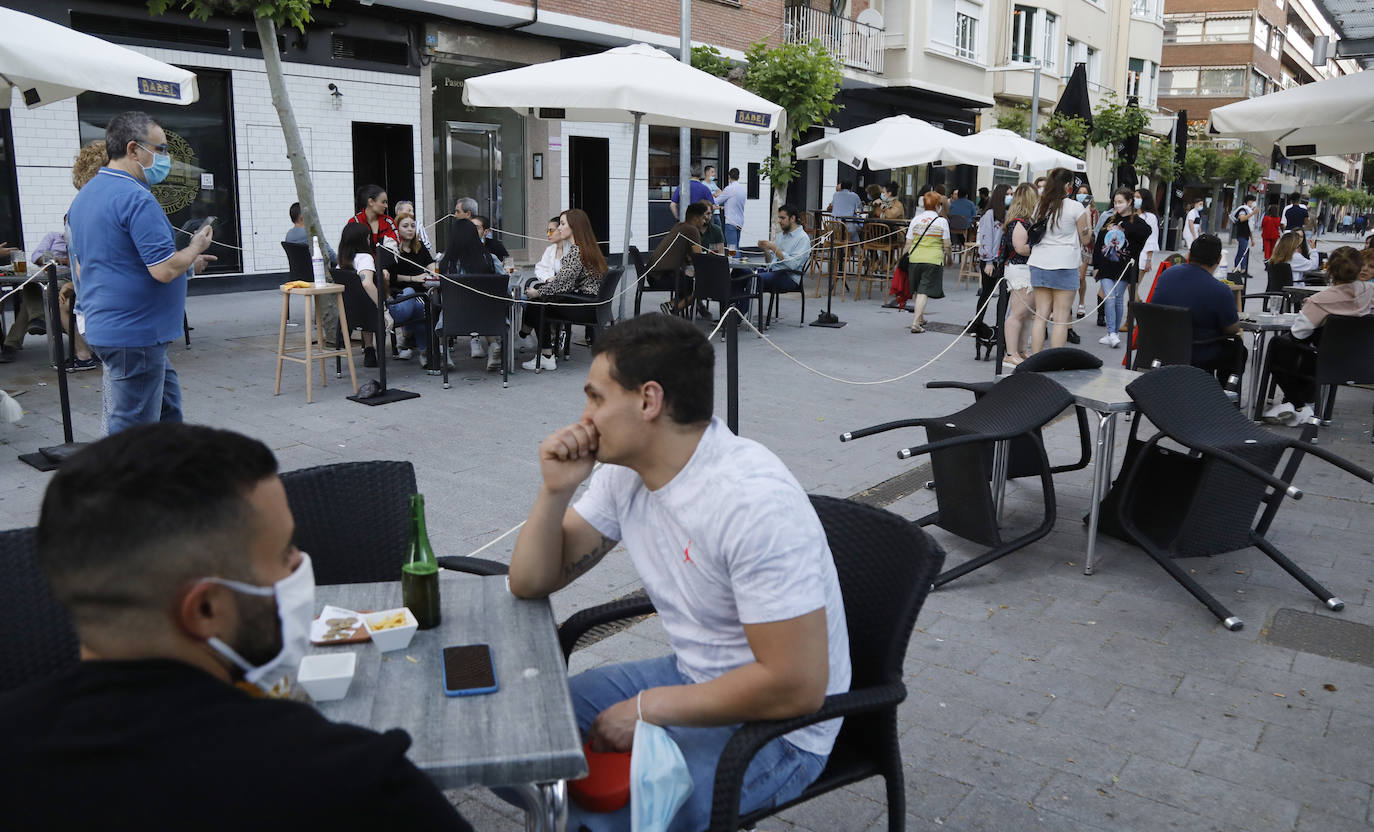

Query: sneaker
469 337 486 359
363 346 378 368
1288 404 1316 425
27 319 46 336
0 345 15 364
1107 333 1121 348
659 300 676 317
1077 304 1085 317
395 348 413 360
486 344 502 372
64 357 99 372
518 332 538 353
522 354 556 372
1262 401 1296 423
1098 333 1114 346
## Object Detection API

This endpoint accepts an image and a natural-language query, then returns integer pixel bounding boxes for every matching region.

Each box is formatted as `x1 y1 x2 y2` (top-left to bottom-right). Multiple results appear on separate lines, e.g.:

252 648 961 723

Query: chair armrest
925 380 994 396
436 556 508 577
1283 435 1374 483
840 418 927 442
707 682 907 832
557 591 655 661
1173 438 1306 500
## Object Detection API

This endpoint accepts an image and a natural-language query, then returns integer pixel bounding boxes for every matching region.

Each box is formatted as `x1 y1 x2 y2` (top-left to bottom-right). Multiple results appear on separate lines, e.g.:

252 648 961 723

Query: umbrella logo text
138 78 182 99
735 110 772 128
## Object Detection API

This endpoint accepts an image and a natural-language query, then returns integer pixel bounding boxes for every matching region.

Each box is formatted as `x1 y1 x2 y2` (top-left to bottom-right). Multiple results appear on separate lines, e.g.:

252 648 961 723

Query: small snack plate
363 607 418 652
298 652 357 702
311 605 371 645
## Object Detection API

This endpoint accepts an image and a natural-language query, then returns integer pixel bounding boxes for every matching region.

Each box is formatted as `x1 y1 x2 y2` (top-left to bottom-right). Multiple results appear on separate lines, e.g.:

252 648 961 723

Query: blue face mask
1076 193 1090 204
1133 197 1143 210
1004 194 1013 207
137 142 171 185
630 695 693 831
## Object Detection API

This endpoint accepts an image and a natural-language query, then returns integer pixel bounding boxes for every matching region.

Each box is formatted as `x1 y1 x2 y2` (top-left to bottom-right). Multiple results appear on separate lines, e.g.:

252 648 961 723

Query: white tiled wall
8 46 423 276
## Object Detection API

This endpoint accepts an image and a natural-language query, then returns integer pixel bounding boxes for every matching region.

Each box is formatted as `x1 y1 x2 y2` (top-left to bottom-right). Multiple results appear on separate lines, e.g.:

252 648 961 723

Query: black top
384 241 435 279
1091 214 1152 283
484 236 510 263
0 659 472 831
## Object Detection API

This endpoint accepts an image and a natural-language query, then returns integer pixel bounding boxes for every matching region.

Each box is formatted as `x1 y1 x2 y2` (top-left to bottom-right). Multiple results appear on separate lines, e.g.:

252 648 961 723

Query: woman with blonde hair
72 140 108 190
1000 183 1038 365
1265 231 1318 293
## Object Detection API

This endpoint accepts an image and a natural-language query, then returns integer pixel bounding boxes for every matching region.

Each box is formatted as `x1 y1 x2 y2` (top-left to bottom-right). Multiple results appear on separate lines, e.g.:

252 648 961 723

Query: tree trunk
770 135 792 238
256 15 338 344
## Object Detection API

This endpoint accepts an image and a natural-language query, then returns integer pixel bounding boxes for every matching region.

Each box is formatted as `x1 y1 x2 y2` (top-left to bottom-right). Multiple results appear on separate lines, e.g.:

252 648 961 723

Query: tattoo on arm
563 535 617 581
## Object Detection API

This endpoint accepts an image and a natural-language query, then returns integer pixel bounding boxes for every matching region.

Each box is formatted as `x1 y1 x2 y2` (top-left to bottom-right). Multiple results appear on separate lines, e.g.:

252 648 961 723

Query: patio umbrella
794 115 1017 171
0 7 198 108
1053 64 1095 192
1209 71 1374 158
462 43 784 317
955 128 1085 175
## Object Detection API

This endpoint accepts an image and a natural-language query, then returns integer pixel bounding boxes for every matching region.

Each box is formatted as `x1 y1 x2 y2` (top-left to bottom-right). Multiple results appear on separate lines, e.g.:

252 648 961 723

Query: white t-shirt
1026 198 1087 271
1184 208 1201 246
573 418 851 756
1140 213 1160 261
352 252 375 275
534 243 565 281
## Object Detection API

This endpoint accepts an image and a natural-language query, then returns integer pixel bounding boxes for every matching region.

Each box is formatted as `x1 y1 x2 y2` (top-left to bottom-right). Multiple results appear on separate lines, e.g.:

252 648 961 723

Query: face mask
1004 194 1013 207
630 695 693 831
204 552 316 692
1077 194 1090 204
1133 197 1143 210
137 142 171 185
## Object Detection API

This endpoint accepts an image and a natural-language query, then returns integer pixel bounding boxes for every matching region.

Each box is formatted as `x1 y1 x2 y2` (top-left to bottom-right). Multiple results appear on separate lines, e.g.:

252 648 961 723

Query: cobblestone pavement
3 234 1372 831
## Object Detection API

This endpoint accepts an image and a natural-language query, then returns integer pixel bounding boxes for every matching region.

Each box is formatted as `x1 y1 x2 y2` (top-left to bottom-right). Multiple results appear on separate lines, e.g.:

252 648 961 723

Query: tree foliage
1136 137 1180 183
1308 183 1336 202
691 45 732 79
1040 113 1089 159
742 39 843 193
1089 93 1150 157
148 0 326 29
994 104 1030 138
1183 144 1264 187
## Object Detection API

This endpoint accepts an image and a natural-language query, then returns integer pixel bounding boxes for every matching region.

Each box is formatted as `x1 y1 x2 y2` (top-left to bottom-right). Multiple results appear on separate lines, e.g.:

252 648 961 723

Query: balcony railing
784 4 884 75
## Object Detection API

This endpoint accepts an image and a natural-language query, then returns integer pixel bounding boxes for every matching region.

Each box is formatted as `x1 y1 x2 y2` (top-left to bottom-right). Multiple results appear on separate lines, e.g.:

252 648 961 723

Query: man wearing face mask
67 111 216 435
0 423 473 830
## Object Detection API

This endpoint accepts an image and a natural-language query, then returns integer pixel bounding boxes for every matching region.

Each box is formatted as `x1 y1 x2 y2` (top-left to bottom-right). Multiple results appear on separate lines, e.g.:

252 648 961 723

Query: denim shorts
1029 266 1080 291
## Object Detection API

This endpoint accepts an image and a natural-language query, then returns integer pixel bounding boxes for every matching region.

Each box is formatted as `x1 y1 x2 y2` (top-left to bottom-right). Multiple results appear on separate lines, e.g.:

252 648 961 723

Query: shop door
569 136 610 256
444 121 500 239
352 123 415 209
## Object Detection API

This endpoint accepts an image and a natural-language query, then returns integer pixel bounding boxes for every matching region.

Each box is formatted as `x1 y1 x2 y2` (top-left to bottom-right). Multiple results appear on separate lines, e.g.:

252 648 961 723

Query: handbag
899 217 937 270
1026 216 1049 247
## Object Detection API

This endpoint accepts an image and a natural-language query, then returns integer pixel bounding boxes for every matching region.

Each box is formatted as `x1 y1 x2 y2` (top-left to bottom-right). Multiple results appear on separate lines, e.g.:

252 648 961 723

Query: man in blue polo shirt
670 164 716 219
67 111 215 435
1151 234 1247 384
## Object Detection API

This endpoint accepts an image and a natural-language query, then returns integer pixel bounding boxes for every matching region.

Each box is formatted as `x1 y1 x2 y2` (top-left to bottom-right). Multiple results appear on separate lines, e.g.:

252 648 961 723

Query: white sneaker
1098 334 1114 345
470 337 486 359
395 348 413 360
1263 401 1296 423
522 354 556 372
486 344 502 372
1288 404 1315 425
1108 333 1121 348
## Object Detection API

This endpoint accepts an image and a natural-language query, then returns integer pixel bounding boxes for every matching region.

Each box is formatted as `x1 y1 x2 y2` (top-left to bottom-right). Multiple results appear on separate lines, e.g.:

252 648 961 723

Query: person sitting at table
391 200 432 250
649 202 708 318
348 184 398 249
1360 247 1374 282
1151 233 1248 385
534 216 568 282
948 188 977 225
338 223 424 369
825 180 863 239
0 423 473 830
507 313 850 832
699 201 726 254
518 208 605 372
877 181 905 220
438 217 507 371
285 201 336 264
1262 247 1373 425
756 204 811 297
382 212 437 362
472 214 509 268
1265 231 1318 294
864 183 882 214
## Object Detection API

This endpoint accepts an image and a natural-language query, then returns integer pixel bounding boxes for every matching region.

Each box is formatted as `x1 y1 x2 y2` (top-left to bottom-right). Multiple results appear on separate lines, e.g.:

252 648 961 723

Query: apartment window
1253 18 1270 50
1249 68 1269 97
1269 31 1282 59
1127 58 1145 98
1086 46 1100 84
1160 68 1199 95
1131 0 1159 19
1199 68 1246 96
1204 16 1250 42
1011 5 1035 62
1041 12 1058 68
930 0 984 63
955 11 978 60
1164 19 1203 44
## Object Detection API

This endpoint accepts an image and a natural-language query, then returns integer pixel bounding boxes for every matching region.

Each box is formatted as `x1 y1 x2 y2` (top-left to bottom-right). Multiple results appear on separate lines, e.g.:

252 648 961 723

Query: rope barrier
0 262 55 305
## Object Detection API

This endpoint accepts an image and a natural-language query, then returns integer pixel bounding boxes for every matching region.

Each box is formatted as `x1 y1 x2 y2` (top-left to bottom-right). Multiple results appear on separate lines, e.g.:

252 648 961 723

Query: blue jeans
724 224 741 251
1233 235 1251 271
389 288 427 343
1100 277 1127 333
89 342 181 436
759 269 801 293
568 656 827 832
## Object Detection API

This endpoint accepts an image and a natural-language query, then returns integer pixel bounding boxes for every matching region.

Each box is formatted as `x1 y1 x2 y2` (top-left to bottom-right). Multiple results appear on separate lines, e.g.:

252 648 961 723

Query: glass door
445 121 500 241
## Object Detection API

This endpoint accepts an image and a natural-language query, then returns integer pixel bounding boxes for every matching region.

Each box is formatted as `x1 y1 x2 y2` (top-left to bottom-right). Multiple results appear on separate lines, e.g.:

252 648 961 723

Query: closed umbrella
1209 71 1373 157
794 115 1017 170
0 7 197 107
463 43 784 317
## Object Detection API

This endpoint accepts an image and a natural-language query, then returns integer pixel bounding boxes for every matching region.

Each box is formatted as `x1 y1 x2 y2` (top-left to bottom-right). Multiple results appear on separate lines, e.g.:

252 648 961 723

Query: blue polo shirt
67 167 185 347
1151 263 1238 364
670 180 715 207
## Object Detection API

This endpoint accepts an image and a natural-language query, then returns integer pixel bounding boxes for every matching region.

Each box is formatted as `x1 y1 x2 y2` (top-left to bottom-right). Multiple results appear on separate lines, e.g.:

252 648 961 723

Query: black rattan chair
438 273 511 389
632 245 681 316
0 527 79 692
1129 301 1243 374
762 267 807 328
556 495 945 832
537 267 624 365
1311 315 1374 431
280 460 416 585
841 372 1073 587
693 252 763 331
1102 365 1373 630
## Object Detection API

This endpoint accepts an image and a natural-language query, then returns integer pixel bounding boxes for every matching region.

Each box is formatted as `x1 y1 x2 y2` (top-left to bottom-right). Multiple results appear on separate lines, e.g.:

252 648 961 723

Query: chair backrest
1014 346 1102 374
281 241 313 282
822 220 848 244
0 527 79 692
1315 314 1374 386
594 267 625 327
628 245 648 277
1126 364 1269 447
860 221 892 248
947 214 971 233
1130 302 1195 370
439 274 511 340
331 268 378 335
808 495 944 690
280 460 416 585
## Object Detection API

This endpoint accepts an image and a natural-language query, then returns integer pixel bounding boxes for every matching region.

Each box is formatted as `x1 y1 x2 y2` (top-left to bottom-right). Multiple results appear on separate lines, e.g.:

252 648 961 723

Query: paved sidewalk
2 252 1372 831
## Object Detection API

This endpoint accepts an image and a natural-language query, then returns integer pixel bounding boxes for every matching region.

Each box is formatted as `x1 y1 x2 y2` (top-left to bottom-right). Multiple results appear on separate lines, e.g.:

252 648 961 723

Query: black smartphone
200 216 216 231
442 644 498 697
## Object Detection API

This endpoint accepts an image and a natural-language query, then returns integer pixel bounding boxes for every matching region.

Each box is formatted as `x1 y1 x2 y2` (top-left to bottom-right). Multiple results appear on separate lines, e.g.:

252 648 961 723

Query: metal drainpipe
505 0 538 30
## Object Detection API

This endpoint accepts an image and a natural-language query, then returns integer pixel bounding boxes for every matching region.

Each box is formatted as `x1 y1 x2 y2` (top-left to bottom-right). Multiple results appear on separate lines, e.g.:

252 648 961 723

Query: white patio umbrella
1209 71 1373 158
957 128 1085 175
0 7 197 108
795 115 1019 171
463 43 784 316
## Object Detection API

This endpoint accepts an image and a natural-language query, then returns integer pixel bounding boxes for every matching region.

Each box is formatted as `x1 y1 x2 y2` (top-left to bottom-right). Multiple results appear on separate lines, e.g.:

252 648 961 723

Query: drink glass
12 250 25 275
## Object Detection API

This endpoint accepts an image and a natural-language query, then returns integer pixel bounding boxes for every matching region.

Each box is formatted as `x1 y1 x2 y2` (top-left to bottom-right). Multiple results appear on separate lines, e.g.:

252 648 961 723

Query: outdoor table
312 573 585 832
1283 285 1321 310
1239 312 1300 420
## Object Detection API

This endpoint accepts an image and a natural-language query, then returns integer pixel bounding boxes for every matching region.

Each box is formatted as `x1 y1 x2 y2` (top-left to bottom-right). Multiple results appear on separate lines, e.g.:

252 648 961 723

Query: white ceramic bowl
297 652 357 702
363 607 419 652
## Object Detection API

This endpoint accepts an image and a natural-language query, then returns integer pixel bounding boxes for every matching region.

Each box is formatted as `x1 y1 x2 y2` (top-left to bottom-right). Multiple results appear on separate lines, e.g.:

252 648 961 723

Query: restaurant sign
734 109 772 129
138 78 182 100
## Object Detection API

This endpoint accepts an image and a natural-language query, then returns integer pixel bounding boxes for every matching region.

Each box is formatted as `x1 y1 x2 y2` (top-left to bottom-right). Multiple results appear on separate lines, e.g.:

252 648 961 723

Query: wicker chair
556 495 945 832
842 372 1074 587
1100 365 1374 630
856 221 899 301
280 460 417 585
0 527 79 692
811 221 851 299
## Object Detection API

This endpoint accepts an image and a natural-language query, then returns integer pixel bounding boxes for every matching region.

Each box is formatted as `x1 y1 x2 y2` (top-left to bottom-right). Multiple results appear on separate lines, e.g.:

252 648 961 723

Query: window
1164 19 1203 44
1131 0 1159 19
1086 46 1100 84
930 0 984 63
955 12 978 60
1127 57 1145 98
1199 68 1246 96
1270 31 1282 60
1250 68 1269 97
1041 12 1058 68
1204 17 1250 42
1160 68 1199 96
1253 18 1270 50
1011 5 1035 62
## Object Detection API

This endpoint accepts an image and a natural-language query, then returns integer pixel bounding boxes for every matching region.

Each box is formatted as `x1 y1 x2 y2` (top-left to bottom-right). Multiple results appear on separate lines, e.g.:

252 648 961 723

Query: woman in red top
350 184 399 248
1261 205 1282 260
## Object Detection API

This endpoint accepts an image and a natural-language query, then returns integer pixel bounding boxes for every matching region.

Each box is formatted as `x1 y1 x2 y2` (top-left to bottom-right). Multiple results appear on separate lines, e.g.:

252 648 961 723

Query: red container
569 741 632 813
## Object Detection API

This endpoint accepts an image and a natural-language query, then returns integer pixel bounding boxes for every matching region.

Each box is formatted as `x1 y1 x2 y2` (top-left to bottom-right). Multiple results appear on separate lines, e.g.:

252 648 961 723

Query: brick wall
538 0 785 53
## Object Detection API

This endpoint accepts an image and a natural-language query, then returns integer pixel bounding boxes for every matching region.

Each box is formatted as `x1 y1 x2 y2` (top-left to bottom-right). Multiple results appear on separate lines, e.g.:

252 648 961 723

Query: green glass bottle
401 493 441 630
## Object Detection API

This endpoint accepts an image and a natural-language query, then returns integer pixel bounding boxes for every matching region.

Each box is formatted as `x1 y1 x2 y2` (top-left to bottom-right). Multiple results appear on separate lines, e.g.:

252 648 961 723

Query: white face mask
1133 197 1143 210
204 552 316 692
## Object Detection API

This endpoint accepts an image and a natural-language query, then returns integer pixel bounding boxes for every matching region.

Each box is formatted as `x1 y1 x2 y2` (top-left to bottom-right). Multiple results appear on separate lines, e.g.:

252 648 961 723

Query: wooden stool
275 284 357 403
957 247 980 289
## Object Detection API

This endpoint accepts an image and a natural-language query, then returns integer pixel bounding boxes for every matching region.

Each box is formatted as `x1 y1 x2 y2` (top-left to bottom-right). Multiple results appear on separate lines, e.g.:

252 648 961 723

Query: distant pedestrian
1230 194 1257 276
716 168 748 250
1283 193 1308 232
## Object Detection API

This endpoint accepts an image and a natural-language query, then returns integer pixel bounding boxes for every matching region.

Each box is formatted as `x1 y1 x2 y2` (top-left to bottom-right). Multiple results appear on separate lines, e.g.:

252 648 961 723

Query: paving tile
1033 770 1236 832
1113 754 1301 832
1188 739 1372 823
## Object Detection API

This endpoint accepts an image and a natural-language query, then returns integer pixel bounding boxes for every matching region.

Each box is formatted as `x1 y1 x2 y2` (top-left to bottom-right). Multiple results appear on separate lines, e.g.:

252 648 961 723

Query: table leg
303 296 314 404
1084 411 1118 576
274 290 289 396
991 439 1010 525
315 296 328 390
510 781 567 832
1248 329 1270 421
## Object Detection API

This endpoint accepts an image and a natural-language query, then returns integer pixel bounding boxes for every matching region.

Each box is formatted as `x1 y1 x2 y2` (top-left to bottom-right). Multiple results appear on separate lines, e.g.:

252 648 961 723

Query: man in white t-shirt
508 314 850 832
1183 198 1204 249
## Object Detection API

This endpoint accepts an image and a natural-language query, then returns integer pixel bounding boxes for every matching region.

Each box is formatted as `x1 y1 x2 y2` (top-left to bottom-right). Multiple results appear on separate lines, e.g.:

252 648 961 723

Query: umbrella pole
618 112 643 321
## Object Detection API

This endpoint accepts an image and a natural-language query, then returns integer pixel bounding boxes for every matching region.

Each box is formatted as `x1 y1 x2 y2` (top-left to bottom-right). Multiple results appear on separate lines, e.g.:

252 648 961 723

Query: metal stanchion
811 219 845 328
19 264 86 470
349 284 420 406
726 309 739 434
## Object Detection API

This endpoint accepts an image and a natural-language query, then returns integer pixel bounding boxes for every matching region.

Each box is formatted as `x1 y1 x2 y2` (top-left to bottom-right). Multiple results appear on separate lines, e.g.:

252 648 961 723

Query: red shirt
1261 215 1282 241
349 211 399 246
